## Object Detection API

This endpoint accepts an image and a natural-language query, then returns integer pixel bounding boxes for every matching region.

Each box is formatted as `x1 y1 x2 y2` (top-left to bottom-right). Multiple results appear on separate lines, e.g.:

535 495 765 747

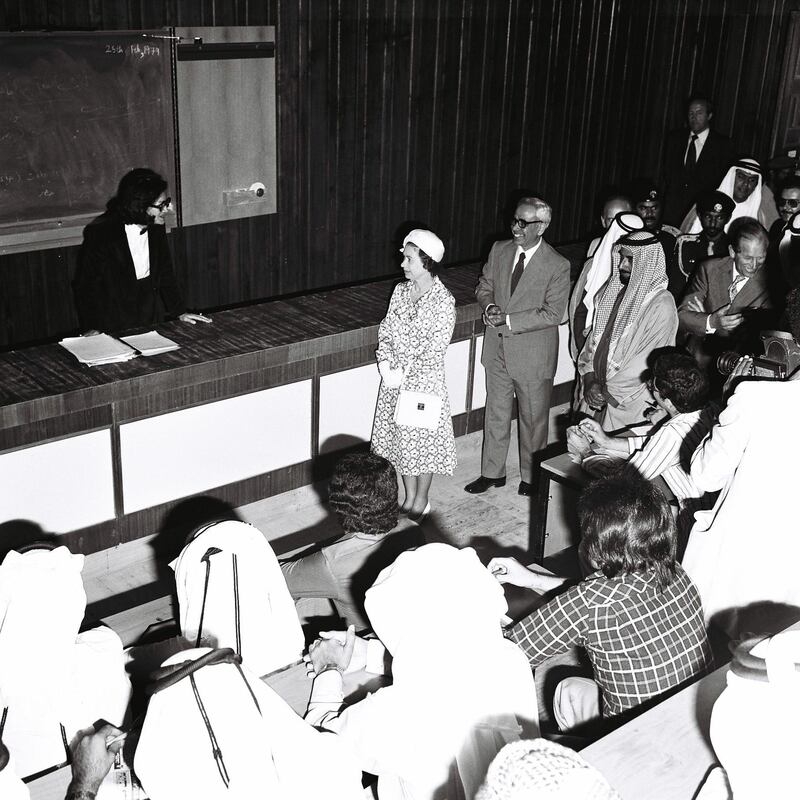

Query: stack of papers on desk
59 334 138 366
121 330 180 356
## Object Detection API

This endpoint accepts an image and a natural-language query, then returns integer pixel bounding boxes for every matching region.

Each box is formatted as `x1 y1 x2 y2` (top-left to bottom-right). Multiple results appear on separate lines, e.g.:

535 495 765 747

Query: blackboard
0 31 175 242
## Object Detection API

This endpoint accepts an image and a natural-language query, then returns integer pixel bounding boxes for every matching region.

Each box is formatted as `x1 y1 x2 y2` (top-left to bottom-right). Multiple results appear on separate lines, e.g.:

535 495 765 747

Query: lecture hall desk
0 267 493 556
0 261 579 559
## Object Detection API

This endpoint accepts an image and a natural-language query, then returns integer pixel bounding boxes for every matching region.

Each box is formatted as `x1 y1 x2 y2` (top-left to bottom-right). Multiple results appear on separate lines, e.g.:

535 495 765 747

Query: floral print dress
371 276 457 475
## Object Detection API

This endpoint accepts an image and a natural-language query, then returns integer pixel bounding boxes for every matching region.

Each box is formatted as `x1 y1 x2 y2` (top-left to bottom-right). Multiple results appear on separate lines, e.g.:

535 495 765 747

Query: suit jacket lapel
729 271 768 311
709 260 733 310
495 241 515 308
507 242 546 310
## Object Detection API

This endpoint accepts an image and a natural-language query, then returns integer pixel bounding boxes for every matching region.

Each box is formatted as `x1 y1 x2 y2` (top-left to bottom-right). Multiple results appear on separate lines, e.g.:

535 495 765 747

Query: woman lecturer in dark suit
74 168 211 333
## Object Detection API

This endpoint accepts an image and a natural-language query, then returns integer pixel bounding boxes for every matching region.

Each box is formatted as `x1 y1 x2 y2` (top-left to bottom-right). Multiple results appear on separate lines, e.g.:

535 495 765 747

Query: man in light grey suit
465 197 570 495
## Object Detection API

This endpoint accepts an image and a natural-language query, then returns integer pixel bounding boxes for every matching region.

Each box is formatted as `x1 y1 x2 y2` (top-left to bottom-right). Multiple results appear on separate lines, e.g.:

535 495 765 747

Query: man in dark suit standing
662 95 736 226
465 197 570 496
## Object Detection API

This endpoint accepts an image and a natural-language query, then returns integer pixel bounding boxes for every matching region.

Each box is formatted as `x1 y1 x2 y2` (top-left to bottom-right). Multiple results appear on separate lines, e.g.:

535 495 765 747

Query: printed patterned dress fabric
371 276 457 475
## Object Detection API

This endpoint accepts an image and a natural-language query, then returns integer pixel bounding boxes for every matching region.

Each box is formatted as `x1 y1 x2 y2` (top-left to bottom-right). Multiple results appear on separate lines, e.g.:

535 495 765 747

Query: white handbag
394 388 442 429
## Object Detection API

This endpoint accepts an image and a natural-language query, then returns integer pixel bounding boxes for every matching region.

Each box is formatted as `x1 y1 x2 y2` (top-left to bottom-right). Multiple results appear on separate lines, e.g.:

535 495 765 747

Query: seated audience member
695 630 800 800
0 737 28 800
65 724 125 800
678 217 774 373
675 190 735 296
768 176 800 292
578 350 715 522
0 546 130 781
577 230 678 431
477 739 620 800
682 158 779 233
630 182 683 297
682 341 800 637
0 722 125 800
304 544 538 800
489 475 711 732
280 452 423 631
135 647 362 799
568 211 643 362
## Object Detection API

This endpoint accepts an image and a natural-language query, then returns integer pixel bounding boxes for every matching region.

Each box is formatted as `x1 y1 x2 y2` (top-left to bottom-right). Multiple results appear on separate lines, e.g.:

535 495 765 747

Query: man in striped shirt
489 475 711 732
578 350 715 505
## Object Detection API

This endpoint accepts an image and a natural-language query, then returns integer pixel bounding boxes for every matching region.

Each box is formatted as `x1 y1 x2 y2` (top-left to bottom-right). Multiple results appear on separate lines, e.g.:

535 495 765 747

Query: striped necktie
728 274 746 302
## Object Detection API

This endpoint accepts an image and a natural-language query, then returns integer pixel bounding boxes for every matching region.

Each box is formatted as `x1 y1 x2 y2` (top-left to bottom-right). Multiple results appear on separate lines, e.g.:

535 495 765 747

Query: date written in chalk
104 44 161 58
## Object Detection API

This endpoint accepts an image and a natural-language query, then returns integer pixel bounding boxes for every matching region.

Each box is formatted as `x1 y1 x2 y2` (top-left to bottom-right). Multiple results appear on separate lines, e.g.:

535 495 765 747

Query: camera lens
716 351 741 375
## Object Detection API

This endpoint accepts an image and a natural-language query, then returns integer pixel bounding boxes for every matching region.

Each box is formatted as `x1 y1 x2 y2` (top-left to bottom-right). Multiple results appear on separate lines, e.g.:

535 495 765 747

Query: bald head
601 196 633 229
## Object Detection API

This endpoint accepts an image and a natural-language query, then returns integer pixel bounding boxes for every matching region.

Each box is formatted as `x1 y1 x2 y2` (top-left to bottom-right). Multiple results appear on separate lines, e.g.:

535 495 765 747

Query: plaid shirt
509 564 711 718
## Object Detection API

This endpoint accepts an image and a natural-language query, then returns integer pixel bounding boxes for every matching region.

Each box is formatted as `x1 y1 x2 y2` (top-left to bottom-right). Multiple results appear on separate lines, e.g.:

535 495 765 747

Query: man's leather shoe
518 481 535 496
464 476 506 494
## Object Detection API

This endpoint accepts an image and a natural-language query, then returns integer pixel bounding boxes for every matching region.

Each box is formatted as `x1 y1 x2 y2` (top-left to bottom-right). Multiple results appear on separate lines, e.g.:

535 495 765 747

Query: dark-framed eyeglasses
778 197 800 209
646 377 661 396
512 217 546 230
150 197 172 212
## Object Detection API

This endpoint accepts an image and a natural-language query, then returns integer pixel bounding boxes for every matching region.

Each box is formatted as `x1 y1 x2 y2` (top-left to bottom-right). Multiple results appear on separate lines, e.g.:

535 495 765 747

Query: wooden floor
82 403 574 643
79 404 578 734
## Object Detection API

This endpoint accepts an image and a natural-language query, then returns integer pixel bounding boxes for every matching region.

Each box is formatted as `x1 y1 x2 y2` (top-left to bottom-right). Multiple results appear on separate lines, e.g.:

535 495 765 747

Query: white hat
401 229 445 262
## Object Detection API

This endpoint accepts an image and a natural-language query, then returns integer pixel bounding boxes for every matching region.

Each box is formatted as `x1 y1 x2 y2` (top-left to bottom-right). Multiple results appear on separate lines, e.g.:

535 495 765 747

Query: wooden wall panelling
772 10 800 154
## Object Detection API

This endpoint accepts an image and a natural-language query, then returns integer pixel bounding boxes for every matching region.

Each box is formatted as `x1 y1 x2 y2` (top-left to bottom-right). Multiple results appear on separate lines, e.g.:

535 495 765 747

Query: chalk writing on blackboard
0 31 175 231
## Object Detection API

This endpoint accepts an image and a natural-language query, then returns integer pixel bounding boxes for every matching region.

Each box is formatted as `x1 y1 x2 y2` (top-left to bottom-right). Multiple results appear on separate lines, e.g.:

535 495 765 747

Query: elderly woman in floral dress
371 229 457 522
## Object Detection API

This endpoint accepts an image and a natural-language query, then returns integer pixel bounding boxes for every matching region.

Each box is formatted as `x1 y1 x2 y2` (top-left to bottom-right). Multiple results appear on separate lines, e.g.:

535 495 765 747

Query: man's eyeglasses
512 217 546 230
150 197 172 212
778 197 800 209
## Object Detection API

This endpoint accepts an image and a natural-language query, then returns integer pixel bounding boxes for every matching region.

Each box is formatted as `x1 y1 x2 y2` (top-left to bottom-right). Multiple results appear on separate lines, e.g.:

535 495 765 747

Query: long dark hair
578 475 677 591
110 168 167 225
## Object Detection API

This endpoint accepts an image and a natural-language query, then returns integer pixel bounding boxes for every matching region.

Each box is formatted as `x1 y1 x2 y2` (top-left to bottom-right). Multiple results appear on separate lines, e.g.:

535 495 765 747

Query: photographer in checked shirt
489 474 711 733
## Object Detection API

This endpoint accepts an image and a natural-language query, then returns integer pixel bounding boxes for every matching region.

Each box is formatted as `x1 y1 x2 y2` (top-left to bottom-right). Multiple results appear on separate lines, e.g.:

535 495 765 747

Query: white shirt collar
732 263 749 286
692 128 710 145
125 224 151 280
516 238 543 266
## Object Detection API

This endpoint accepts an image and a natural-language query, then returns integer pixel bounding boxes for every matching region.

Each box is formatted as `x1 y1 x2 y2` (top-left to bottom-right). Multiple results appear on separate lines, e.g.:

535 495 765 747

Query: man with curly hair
280 452 422 631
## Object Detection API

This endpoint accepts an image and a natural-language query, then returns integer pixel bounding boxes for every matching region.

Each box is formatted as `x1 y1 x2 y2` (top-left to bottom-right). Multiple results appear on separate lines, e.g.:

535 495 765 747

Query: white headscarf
582 212 644 329
135 648 363 800
170 521 304 677
0 746 29 800
689 158 763 233
590 230 668 378
354 543 539 799
0 548 129 778
704 630 800 799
